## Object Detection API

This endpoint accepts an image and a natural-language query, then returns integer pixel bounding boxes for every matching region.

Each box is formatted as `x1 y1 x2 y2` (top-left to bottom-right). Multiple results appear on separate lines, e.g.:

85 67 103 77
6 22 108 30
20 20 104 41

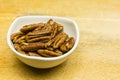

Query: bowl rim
7 16 80 61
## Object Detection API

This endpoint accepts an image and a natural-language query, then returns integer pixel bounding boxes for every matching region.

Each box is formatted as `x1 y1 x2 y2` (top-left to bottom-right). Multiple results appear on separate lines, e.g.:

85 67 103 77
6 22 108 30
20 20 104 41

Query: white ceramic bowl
7 16 79 68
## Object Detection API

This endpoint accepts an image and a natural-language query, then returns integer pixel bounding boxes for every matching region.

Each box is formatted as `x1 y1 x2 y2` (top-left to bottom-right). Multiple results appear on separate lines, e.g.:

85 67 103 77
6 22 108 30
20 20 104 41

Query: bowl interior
7 16 79 60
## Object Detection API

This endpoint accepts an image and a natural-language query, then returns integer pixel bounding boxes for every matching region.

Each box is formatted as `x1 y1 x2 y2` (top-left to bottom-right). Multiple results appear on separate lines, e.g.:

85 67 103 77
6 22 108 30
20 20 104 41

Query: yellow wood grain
1 0 120 80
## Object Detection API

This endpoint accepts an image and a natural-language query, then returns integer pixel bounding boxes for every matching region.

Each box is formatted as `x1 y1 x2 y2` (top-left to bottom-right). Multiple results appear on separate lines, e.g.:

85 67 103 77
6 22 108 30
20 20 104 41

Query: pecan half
46 47 54 51
27 31 50 37
14 44 27 54
21 42 45 51
46 32 68 48
20 23 44 33
42 23 52 32
11 32 24 43
25 23 52 42
57 23 63 32
47 19 54 25
52 32 68 48
28 52 40 56
26 36 50 42
50 22 58 38
37 49 62 57
15 35 26 43
60 37 75 52
32 24 44 32
54 49 63 55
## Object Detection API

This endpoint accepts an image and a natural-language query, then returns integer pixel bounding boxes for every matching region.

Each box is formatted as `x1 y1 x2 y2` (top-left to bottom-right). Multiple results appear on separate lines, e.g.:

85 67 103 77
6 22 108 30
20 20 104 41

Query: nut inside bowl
7 16 79 68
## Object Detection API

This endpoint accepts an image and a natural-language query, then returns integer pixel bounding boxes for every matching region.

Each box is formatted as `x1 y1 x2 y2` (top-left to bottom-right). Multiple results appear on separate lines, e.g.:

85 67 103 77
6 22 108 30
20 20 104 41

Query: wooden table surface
1 0 120 80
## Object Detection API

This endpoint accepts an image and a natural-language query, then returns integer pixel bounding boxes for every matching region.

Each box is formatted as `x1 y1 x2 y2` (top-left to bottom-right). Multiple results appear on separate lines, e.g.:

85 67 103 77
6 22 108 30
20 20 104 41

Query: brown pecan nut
20 23 44 33
28 52 40 56
31 21 52 34
10 32 24 42
15 35 26 43
37 49 62 57
46 32 68 48
54 49 63 55
14 44 27 54
46 47 54 51
27 31 51 37
26 36 50 42
60 37 75 52
31 23 45 33
50 22 58 38
47 19 54 25
42 23 52 32
21 42 45 51
57 23 63 32
25 23 52 42
52 32 68 49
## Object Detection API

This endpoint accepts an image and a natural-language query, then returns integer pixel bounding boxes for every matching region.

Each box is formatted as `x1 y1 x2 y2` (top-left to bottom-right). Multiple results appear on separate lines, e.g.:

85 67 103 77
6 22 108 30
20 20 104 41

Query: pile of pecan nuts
10 19 75 57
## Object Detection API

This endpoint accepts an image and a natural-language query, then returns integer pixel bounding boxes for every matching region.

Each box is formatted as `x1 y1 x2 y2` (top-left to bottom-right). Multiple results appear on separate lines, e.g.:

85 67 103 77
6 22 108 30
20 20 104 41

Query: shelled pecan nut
54 49 63 55
57 23 63 32
20 23 44 33
42 23 52 32
14 44 27 54
46 47 54 51
26 36 50 42
46 32 68 48
47 19 54 25
28 52 40 56
52 32 68 48
10 32 24 43
15 35 26 43
27 31 51 37
37 49 62 57
50 22 58 38
21 42 45 51
60 37 75 52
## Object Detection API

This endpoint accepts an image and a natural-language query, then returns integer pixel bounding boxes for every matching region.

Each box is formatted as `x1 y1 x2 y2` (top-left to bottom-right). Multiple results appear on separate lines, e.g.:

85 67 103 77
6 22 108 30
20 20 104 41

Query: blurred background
1 0 120 18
